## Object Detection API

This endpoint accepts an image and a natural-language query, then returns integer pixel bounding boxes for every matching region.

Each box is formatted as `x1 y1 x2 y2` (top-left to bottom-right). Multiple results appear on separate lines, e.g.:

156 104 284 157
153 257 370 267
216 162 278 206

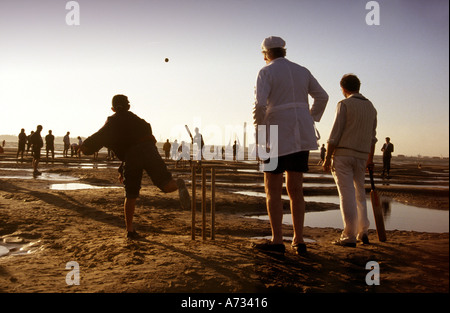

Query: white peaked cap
261 36 286 50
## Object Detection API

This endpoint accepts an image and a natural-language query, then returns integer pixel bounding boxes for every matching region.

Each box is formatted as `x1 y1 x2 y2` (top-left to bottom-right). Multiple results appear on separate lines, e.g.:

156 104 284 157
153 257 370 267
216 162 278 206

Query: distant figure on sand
171 139 179 160
252 36 328 255
233 140 238 161
80 94 191 239
26 131 34 156
318 144 326 165
323 74 377 247
381 137 394 178
163 139 171 160
30 125 44 176
76 136 83 157
176 141 190 168
45 130 55 160
193 127 204 161
63 132 70 157
17 128 27 160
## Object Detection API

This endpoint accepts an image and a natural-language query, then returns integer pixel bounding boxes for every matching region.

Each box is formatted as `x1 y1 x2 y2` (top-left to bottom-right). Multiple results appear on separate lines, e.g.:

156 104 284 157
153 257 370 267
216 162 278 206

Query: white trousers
332 155 370 243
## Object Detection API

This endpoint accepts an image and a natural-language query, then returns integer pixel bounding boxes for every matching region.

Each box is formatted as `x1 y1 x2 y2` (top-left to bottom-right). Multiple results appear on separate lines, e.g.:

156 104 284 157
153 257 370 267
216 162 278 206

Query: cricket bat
369 169 387 242
185 125 193 143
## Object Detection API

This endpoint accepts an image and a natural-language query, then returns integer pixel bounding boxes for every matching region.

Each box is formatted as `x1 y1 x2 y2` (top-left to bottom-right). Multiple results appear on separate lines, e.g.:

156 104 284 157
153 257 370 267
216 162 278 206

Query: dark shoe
252 242 285 254
358 234 370 245
332 239 356 247
292 243 307 255
176 179 191 210
126 230 141 240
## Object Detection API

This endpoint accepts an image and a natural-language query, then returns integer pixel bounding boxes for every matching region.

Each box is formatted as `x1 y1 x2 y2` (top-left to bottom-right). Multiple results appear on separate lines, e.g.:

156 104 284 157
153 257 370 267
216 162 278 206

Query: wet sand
0 148 448 295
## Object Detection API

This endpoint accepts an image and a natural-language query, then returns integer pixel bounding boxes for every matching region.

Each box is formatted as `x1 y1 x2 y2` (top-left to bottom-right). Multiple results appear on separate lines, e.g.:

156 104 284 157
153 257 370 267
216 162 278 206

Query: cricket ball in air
165 58 169 62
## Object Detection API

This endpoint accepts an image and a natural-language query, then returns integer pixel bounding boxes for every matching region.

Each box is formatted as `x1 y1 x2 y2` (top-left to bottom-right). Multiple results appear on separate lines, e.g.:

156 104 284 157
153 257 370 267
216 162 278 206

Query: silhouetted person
381 137 394 178
176 141 190 168
193 127 204 161
63 132 70 157
80 94 190 239
171 139 179 160
163 139 171 160
318 144 326 165
233 140 238 161
17 128 27 160
26 131 34 156
30 125 44 175
45 130 55 160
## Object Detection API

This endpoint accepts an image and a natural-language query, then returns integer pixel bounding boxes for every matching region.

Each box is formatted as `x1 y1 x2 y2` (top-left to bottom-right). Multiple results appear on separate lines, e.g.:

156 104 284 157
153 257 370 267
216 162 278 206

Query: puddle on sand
234 191 340 204
0 236 43 257
247 197 449 233
49 183 121 190
65 162 120 169
0 167 121 190
0 168 76 181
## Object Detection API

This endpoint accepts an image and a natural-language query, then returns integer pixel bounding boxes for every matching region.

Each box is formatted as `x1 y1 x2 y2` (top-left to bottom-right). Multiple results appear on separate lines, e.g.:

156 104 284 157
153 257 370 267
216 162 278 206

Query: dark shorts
123 141 172 198
263 150 309 174
32 148 41 160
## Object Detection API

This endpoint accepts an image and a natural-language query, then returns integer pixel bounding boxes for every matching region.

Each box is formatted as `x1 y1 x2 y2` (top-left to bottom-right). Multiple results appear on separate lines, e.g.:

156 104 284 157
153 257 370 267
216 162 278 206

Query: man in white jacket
253 36 328 254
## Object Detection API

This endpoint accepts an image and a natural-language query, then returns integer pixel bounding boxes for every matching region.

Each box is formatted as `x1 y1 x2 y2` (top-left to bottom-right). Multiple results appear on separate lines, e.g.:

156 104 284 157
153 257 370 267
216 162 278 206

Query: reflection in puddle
1 168 76 181
234 191 340 204
65 162 120 169
217 182 337 188
421 170 449 176
49 183 121 190
243 193 449 233
0 236 43 257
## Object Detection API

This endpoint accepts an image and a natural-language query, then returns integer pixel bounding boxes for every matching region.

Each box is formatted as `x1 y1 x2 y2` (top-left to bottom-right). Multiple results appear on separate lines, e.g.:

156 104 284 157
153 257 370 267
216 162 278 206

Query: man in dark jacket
80 95 190 239
381 137 394 178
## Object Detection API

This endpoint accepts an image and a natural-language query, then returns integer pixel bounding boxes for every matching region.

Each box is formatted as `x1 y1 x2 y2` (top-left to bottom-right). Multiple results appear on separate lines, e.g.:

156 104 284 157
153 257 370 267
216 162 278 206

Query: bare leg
264 172 284 244
286 171 305 245
124 197 137 232
32 158 39 173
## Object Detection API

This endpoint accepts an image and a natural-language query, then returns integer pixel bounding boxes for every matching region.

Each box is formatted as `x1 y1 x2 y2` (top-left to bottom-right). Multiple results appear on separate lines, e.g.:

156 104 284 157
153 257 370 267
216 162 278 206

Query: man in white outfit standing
323 74 377 247
253 36 328 254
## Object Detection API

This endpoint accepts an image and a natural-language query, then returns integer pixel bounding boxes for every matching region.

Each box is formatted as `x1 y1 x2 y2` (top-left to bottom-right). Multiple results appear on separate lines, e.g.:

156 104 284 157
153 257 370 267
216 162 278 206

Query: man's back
331 94 377 160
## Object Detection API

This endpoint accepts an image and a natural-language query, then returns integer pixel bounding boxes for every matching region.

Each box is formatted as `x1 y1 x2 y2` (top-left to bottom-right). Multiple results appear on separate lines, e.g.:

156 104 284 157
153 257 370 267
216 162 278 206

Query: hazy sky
0 0 448 157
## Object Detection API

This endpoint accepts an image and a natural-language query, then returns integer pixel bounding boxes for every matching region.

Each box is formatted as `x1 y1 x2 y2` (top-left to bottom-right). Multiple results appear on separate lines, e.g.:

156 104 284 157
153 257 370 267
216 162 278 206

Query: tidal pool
49 183 121 190
242 192 449 233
